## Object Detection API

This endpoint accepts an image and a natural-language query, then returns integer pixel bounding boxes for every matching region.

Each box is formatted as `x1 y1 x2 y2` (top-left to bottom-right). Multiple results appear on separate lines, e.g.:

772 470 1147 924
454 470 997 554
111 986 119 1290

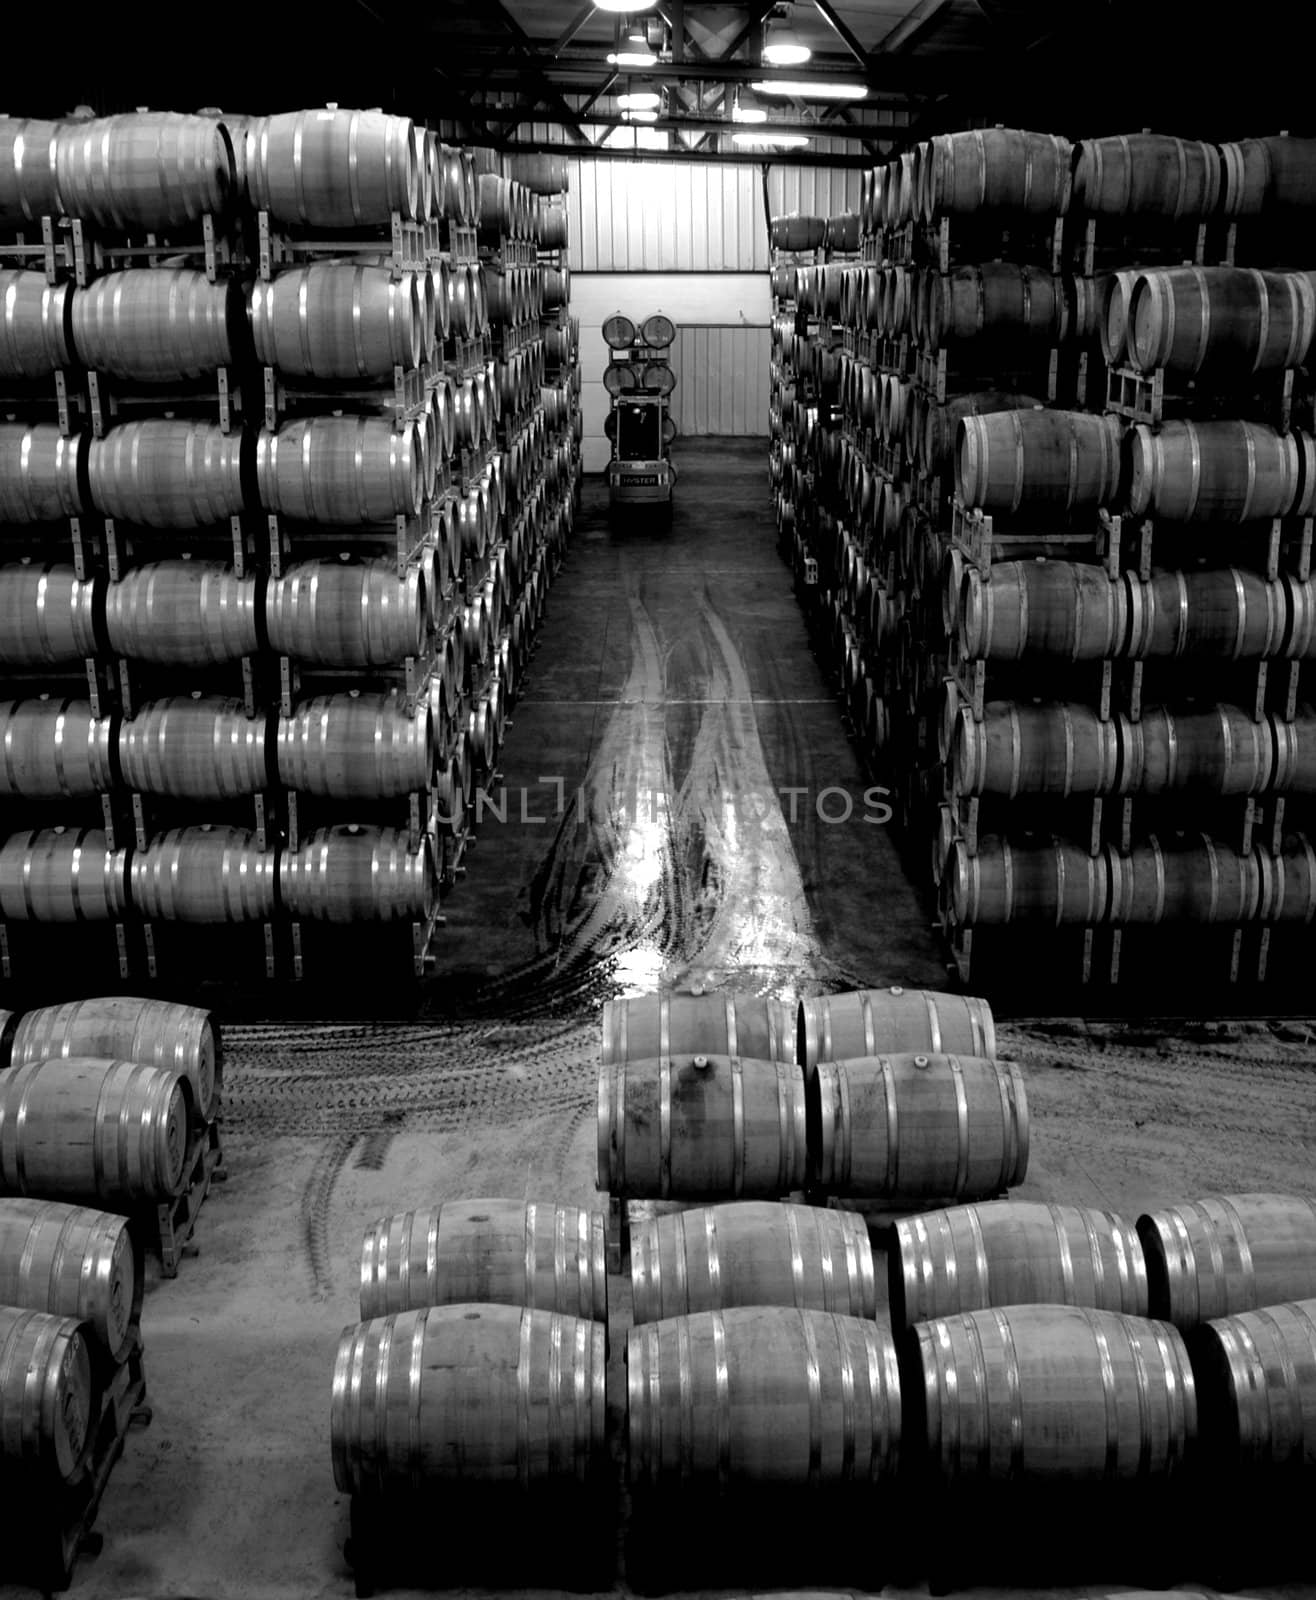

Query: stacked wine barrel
0 108 579 987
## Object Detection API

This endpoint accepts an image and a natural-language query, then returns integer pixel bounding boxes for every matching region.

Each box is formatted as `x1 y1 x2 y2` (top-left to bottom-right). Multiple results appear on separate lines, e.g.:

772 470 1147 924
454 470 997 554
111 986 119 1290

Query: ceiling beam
873 0 954 54
810 0 872 71
498 108 893 145
442 57 912 94
498 139 872 170
468 0 591 143
577 73 620 118
552 3 596 56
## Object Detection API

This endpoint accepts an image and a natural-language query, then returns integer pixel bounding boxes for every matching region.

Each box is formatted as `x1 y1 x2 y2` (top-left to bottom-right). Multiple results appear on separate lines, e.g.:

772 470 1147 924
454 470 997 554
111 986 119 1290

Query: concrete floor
4 440 1313 1599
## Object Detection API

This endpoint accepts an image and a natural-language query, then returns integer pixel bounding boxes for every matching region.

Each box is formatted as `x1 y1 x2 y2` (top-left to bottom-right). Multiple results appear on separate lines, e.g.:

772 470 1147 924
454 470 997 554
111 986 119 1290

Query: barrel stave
0 1198 141 1364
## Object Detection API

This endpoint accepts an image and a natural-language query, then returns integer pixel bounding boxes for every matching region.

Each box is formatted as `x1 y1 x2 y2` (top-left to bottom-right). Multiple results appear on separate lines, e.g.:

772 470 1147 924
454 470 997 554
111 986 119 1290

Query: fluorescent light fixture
618 91 661 111
623 108 658 123
751 78 868 100
593 0 657 11
731 130 810 148
608 48 658 66
732 90 768 123
761 11 811 66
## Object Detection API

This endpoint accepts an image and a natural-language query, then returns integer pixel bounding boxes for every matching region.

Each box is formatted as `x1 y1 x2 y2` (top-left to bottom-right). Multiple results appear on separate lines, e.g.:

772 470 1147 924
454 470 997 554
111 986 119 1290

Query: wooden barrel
0 1199 141 1364
117 695 270 800
0 698 116 799
1129 568 1283 660
0 424 86 522
331 1303 605 1493
507 152 569 195
922 128 1071 218
641 361 675 396
597 1054 806 1200
601 312 635 351
1072 133 1221 219
1127 420 1309 521
279 825 435 922
640 312 675 348
55 111 234 229
476 174 516 241
1137 1194 1316 1330
1100 267 1144 365
277 690 430 798
1128 267 1316 377
1059 270 1111 343
0 270 72 378
1255 832 1316 923
87 421 247 528
0 1056 189 1202
956 409 1121 514
1191 1297 1316 1472
104 561 262 665
921 390 1041 476
891 1201 1148 1333
960 560 1129 661
601 993 795 1067
249 263 421 377
256 416 422 523
630 1201 875 1325
266 559 424 666
0 1305 96 1485
1120 705 1272 794
797 988 995 1071
72 268 243 382
911 1305 1195 1481
130 825 279 922
541 266 569 310
825 212 860 253
11 996 218 1127
538 203 568 250
807 1052 1027 1199
949 837 1109 926
0 828 128 921
246 108 418 226
952 701 1121 797
360 1199 606 1322
0 117 62 226
603 361 637 397
770 215 825 251
924 265 1059 351
1106 836 1260 925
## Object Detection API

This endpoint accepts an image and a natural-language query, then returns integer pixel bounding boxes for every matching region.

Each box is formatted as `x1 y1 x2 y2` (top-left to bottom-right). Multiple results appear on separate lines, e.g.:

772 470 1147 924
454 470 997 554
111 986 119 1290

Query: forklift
604 312 678 524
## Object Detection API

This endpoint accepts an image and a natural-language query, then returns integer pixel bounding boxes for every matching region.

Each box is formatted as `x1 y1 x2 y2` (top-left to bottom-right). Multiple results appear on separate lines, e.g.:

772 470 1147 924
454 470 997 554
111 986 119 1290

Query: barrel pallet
490 320 542 360
0 214 73 281
256 209 428 283
288 888 443 981
85 364 246 437
952 499 1116 573
445 329 490 379
947 637 1122 727
1104 360 1311 431
860 233 883 264
113 650 266 720
285 786 435 855
479 235 536 269
266 499 443 582
1064 211 1228 277
944 784 1107 863
458 436 495 493
136 1115 225 1276
921 210 1067 274
942 913 1104 989
913 342 1063 405
260 361 433 432
0 367 82 434
0 656 118 720
0 1332 151 1592
277 630 437 718
0 917 132 984
121 787 279 855
876 333 913 375
83 510 261 583
440 220 478 264
498 397 544 450
134 910 278 981
72 211 248 289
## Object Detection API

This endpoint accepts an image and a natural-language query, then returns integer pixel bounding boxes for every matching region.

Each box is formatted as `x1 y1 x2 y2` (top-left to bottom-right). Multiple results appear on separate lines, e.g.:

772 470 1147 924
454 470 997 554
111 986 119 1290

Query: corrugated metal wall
667 326 769 437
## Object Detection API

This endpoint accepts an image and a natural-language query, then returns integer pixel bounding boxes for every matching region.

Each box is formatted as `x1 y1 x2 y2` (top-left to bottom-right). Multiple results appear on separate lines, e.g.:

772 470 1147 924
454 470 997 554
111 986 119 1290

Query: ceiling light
762 8 811 67
623 108 659 123
593 0 658 12
608 48 658 66
752 78 868 100
731 130 810 148
618 90 661 111
732 90 768 124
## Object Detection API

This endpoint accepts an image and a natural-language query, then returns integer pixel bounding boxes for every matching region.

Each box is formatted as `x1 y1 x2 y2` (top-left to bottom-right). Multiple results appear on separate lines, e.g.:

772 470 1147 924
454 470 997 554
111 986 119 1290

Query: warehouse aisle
437 435 946 1014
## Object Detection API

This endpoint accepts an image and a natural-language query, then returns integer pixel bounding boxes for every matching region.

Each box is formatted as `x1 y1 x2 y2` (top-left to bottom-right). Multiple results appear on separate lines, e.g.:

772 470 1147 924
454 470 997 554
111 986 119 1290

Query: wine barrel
0 270 72 378
825 212 861 252
0 1306 95 1485
246 107 418 226
640 361 675 396
0 1056 189 1202
640 313 676 348
256 416 422 523
1255 832 1316 923
1105 835 1260 925
1128 568 1283 660
277 691 431 798
921 128 1071 218
952 701 1122 797
332 1304 605 1495
1101 267 1144 365
601 993 795 1068
1060 270 1112 343
105 561 262 664
117 695 270 800
55 111 234 229
0 117 62 226
248 263 421 377
949 837 1110 926
956 409 1122 514
0 424 86 522
891 1200 1148 1332
130 826 279 922
1128 267 1316 377
596 1054 806 1200
1072 133 1221 219
604 361 637 396
1137 1194 1316 1330
279 825 436 922
603 313 636 351
630 1201 875 1325
360 1199 606 1322
538 203 568 250
922 391 1042 476
0 1199 140 1365
11 996 218 1127
87 421 247 528
507 152 569 195
475 174 516 242
0 828 128 922
960 560 1129 661
1259 135 1316 211
770 215 825 252
912 1305 1195 1481
807 1052 1028 1199
797 988 995 1072
542 266 569 310
923 265 1059 351
1120 705 1272 795
72 268 243 382
1191 1297 1316 1472
627 1306 900 1488
266 559 425 666
1127 421 1310 521
0 698 116 799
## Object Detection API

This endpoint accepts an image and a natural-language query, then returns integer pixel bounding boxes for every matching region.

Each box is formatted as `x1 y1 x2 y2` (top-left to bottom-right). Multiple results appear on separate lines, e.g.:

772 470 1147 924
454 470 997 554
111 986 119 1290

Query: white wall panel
668 327 769 438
